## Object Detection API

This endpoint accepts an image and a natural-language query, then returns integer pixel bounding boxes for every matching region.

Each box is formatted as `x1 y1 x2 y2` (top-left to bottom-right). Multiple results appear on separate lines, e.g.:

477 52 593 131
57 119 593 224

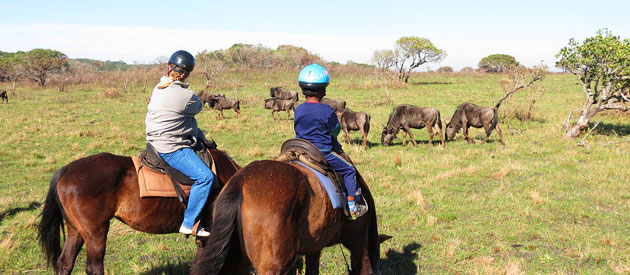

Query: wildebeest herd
197 86 505 149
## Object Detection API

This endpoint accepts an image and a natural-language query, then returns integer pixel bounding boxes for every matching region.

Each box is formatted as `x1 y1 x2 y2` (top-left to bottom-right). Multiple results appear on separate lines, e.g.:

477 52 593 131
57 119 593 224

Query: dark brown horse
381 104 445 148
191 160 382 275
445 102 505 145
37 149 240 275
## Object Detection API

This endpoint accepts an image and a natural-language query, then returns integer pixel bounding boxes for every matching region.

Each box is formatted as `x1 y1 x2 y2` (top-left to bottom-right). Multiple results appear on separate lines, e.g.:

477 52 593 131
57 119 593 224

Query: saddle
273 138 350 216
135 139 218 205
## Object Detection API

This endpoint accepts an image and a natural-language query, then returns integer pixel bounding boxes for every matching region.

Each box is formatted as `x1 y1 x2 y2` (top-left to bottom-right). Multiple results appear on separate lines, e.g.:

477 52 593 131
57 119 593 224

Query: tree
0 51 25 94
371 49 395 72
437 66 454 73
460 66 475 73
393 36 446 82
20 49 69 86
273 45 319 68
478 54 519 73
556 29 630 139
196 50 229 89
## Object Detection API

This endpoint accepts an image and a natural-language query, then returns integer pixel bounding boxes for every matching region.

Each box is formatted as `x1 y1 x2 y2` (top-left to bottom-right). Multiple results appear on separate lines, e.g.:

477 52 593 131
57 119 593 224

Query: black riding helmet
168 50 195 74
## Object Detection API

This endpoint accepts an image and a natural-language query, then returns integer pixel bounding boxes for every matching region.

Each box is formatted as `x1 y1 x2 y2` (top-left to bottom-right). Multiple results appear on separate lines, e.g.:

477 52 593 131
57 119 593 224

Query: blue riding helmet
298 63 329 96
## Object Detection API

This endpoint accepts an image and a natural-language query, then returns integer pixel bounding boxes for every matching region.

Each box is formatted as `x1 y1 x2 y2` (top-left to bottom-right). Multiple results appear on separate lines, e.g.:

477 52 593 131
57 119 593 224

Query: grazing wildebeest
208 96 240 118
321 98 346 112
269 86 299 102
198 90 225 107
0 90 7 103
37 149 241 274
337 108 371 150
381 104 445 148
264 98 295 120
445 102 505 145
191 160 385 274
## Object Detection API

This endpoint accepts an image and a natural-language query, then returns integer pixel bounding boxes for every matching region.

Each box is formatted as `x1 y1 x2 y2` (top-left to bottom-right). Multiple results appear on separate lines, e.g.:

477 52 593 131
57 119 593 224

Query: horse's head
381 126 397 146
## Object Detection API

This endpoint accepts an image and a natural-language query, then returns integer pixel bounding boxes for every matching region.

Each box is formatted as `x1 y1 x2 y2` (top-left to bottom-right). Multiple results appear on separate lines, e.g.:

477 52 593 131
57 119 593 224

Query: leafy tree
460 66 475 73
393 36 446 82
437 66 454 73
478 54 519 73
273 45 319 68
556 29 630 139
20 49 69 86
0 51 26 94
371 49 395 71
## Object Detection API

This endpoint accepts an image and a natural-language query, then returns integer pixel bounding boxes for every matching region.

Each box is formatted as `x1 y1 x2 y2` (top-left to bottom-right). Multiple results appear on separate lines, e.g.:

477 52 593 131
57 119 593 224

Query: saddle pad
131 156 191 198
296 161 343 209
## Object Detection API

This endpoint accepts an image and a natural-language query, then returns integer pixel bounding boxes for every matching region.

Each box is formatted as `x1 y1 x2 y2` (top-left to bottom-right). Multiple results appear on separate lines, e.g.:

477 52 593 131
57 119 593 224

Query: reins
338 244 352 274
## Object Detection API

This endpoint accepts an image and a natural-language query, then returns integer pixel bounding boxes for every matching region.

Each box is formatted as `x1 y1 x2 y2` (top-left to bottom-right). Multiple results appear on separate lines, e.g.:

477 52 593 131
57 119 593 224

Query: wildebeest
336 108 371 150
0 90 7 103
269 86 299 102
207 96 240 118
321 98 346 112
381 104 445 148
198 90 225 107
445 102 505 145
264 98 295 120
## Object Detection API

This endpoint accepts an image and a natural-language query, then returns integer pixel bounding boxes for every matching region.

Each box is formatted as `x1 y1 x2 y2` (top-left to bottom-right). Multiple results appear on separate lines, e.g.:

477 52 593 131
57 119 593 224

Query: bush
478 54 519 73
437 66 454 73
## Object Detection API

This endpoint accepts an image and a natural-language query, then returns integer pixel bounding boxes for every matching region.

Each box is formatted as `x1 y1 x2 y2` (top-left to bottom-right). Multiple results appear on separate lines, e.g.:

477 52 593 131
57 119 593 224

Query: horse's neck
209 150 240 182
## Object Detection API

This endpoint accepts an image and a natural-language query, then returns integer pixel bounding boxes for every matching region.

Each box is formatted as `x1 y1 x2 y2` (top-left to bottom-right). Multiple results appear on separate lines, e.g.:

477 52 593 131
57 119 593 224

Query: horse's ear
379 234 393 244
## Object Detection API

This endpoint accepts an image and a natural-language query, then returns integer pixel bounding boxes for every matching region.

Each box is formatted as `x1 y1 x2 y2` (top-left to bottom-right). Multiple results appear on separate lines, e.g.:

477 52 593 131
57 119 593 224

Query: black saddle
138 138 218 205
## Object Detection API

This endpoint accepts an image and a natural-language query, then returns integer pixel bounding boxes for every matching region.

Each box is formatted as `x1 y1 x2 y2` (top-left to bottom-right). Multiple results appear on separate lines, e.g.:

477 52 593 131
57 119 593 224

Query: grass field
1 71 629 274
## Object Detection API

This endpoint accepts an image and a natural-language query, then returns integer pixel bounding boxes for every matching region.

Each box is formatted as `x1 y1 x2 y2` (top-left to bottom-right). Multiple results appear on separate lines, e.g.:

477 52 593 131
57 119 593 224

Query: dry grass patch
530 190 544 205
444 238 462 258
503 260 525 275
101 87 122 98
491 168 511 180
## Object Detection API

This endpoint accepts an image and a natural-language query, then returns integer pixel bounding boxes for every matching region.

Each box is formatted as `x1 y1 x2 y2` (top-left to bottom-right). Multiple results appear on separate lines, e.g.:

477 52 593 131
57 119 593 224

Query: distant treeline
71 58 136 71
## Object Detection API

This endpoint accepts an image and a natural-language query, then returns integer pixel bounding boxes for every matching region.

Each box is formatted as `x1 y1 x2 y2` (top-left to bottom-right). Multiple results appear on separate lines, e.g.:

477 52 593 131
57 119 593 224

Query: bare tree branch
577 121 600 146
494 73 544 109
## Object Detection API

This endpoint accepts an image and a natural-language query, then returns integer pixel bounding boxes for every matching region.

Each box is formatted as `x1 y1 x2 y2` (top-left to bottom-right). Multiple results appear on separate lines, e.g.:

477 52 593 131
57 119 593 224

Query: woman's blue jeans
159 147 214 229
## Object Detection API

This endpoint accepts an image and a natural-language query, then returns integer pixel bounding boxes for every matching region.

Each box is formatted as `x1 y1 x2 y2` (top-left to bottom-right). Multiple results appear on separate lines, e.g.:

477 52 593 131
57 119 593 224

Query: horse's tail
192 179 243 275
38 166 68 270
487 108 499 136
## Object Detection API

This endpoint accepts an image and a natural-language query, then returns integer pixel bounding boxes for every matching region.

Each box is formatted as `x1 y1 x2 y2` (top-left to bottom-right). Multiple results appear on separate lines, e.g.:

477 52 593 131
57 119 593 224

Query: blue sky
2 0 629 70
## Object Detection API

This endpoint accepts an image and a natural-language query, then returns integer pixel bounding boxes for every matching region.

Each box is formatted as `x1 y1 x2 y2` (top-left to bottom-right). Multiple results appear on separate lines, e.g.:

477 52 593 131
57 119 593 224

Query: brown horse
191 160 382 275
37 149 240 275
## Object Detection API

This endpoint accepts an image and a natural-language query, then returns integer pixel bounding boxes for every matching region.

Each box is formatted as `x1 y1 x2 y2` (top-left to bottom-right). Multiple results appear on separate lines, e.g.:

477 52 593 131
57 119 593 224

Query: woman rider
293 63 367 219
145 50 213 236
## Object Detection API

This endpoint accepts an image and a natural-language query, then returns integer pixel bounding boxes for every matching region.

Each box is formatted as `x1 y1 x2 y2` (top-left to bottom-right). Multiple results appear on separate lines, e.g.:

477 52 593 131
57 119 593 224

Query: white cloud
0 23 565 70
0 24 396 65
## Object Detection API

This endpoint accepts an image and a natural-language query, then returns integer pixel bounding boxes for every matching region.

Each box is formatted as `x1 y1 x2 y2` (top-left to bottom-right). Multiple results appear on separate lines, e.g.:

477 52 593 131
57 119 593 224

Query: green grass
1 71 629 274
